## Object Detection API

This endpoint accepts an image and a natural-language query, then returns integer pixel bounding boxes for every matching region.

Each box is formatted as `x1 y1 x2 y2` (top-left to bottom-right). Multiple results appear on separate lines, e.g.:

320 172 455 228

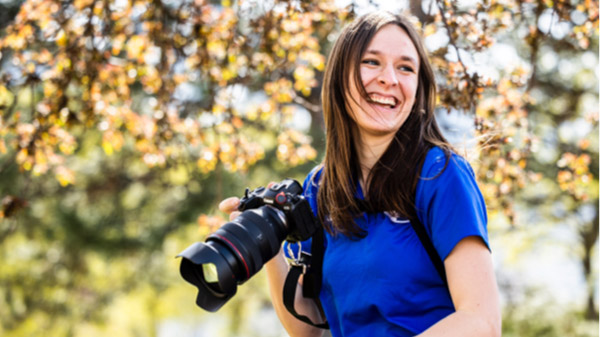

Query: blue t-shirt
284 147 489 336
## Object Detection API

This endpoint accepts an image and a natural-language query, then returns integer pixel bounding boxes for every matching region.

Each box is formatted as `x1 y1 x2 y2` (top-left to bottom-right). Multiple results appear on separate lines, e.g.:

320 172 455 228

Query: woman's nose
378 65 398 86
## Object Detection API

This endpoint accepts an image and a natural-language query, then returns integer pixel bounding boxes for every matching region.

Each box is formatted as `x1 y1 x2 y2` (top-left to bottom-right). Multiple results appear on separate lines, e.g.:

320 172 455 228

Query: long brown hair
318 11 452 237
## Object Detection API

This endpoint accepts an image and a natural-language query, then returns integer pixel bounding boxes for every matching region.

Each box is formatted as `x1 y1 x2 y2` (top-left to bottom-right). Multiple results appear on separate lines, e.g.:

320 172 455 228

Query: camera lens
178 206 289 312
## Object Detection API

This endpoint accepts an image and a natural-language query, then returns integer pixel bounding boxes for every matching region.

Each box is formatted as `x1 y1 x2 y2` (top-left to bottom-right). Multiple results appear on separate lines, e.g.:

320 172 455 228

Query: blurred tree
0 0 598 336
469 0 599 322
0 0 23 30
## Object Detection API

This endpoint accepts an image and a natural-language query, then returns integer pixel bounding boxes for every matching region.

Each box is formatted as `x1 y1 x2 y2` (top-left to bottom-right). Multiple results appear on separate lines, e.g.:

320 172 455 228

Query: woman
220 11 501 337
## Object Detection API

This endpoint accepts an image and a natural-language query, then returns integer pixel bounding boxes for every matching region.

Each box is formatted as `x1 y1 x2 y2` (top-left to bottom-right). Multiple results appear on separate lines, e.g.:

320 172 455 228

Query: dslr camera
178 179 321 312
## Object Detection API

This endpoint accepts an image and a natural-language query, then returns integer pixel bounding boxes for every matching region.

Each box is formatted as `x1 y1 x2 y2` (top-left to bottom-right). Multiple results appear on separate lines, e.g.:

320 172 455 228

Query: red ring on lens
213 233 250 279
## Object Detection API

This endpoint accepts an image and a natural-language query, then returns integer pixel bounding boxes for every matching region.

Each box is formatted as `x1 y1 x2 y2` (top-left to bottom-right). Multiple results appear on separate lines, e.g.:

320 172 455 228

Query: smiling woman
219 11 502 337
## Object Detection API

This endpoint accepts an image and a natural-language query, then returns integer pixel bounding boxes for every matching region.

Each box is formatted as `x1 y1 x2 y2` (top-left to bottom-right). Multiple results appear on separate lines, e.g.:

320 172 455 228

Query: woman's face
347 24 420 139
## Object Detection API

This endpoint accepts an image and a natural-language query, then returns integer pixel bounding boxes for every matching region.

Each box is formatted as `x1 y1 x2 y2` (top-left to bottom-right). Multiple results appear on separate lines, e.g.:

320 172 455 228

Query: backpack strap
408 215 447 285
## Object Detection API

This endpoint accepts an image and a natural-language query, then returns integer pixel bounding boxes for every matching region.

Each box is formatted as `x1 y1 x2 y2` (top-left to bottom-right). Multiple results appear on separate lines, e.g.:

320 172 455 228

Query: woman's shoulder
421 146 475 180
417 146 489 260
307 164 324 180
302 164 324 196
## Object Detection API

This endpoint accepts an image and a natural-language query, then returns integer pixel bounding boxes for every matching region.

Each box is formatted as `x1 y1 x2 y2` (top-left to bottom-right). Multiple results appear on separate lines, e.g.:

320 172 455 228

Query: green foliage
502 290 599 337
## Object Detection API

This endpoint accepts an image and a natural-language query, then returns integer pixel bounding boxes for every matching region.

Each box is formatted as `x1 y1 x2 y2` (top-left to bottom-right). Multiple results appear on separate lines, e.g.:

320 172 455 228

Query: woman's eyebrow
364 49 418 65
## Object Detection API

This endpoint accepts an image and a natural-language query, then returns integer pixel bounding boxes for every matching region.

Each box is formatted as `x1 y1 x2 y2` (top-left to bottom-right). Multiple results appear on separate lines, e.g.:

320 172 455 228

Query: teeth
369 94 396 107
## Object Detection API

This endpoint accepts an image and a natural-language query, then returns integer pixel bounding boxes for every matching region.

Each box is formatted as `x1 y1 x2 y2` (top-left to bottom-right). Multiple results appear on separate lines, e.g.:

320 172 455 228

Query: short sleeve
415 148 489 261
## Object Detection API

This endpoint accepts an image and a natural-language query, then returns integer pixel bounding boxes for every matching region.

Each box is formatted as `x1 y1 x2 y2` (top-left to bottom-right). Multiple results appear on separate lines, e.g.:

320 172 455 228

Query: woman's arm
219 197 325 337
417 236 502 337
265 250 325 337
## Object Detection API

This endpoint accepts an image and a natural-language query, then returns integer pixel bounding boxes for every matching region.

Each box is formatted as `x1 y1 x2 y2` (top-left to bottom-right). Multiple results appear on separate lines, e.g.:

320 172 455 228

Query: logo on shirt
384 211 411 224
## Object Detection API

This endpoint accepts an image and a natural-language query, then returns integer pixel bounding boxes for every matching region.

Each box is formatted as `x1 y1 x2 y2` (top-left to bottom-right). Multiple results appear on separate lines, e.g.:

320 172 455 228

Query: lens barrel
178 206 288 312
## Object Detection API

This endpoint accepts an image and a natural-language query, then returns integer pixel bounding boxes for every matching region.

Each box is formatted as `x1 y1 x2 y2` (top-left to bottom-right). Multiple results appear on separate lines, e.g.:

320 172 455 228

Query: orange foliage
0 0 597 223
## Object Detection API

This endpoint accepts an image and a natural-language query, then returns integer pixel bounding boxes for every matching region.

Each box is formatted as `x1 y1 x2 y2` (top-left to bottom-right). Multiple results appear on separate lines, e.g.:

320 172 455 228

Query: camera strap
283 227 329 329
408 214 447 285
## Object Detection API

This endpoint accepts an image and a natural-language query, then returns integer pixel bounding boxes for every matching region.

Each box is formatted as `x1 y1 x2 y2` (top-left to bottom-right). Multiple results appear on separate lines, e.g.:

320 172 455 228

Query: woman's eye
361 59 379 66
399 65 415 73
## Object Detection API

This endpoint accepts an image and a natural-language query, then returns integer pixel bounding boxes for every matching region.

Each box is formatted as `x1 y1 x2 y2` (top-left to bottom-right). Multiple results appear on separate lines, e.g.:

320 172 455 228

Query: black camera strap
408 214 447 284
283 227 329 329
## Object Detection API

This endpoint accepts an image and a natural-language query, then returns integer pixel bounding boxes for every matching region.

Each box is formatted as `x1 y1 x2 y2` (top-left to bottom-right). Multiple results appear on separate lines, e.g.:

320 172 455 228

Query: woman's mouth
368 94 398 109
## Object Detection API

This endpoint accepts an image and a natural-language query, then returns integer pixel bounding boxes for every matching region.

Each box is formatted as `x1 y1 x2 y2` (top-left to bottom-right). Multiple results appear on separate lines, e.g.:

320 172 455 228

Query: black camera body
238 179 319 243
178 179 321 312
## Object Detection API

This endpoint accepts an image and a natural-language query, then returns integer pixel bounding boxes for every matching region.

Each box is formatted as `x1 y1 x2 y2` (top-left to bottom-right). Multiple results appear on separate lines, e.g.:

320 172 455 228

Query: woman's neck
355 131 395 191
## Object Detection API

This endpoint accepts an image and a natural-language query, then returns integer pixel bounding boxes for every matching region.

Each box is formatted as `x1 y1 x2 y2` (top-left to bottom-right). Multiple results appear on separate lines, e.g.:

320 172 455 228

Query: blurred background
0 0 598 336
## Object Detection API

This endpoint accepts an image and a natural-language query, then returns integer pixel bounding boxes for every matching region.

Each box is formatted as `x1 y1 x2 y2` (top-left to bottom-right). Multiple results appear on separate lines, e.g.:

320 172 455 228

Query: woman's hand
219 182 277 221
218 196 242 221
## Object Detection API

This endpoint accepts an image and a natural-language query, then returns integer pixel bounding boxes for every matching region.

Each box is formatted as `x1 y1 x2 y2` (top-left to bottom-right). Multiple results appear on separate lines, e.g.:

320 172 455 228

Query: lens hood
178 242 237 312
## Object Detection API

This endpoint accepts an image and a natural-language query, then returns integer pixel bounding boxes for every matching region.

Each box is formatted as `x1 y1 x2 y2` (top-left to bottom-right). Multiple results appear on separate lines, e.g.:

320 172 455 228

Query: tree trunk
581 215 599 320
408 0 435 24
